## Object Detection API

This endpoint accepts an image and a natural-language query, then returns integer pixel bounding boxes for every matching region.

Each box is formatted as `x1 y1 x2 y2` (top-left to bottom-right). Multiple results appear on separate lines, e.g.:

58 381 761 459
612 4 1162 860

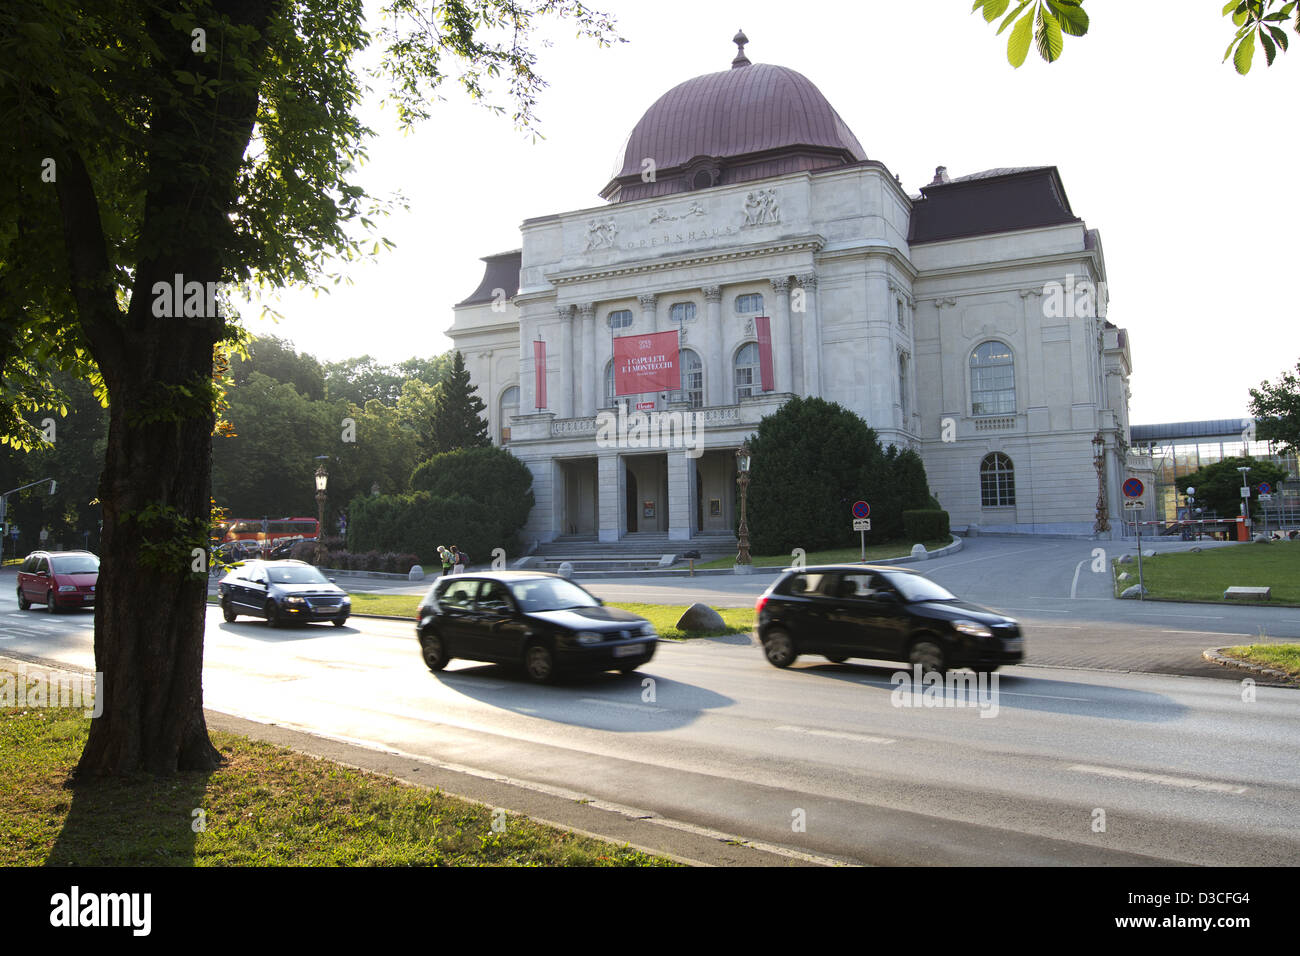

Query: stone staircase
526 531 736 572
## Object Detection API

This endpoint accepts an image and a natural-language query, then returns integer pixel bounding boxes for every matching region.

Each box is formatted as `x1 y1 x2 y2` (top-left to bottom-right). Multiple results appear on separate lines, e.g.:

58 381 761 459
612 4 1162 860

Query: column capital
769 277 791 295
795 273 818 291
577 302 596 317
638 293 658 310
702 285 722 302
555 303 575 321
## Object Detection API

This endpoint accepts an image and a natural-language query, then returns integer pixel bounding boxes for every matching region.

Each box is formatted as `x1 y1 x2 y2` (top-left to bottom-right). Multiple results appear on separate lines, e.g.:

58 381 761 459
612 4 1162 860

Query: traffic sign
1123 499 1145 510
1258 482 1272 494
1122 477 1144 499
853 518 871 532
851 500 871 519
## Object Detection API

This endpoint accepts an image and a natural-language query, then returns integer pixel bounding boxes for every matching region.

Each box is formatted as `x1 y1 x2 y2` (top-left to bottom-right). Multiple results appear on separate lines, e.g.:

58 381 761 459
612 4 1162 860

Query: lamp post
314 459 329 567
1184 486 1196 540
735 440 753 570
1091 433 1110 535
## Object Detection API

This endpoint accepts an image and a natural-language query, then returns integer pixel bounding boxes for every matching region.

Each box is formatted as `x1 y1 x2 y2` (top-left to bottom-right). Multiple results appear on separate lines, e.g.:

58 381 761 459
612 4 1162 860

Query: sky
232 0 1300 426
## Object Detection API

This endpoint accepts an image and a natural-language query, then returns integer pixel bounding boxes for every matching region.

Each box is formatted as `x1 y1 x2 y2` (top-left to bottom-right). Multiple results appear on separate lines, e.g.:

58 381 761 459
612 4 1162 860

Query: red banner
755 315 774 392
613 330 680 396
534 339 547 409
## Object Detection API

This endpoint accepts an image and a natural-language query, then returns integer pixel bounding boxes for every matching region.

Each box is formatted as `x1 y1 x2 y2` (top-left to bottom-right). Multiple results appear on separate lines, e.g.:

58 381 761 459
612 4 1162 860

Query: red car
15 550 100 612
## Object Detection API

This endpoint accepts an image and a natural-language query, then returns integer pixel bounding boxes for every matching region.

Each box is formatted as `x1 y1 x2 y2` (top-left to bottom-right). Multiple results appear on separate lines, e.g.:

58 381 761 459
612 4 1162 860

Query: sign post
1122 477 1145 598
852 501 871 563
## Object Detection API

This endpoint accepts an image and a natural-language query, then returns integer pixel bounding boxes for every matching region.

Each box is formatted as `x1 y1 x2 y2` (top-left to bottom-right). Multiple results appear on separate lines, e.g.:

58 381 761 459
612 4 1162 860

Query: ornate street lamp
735 440 753 568
1091 433 1110 535
314 458 329 566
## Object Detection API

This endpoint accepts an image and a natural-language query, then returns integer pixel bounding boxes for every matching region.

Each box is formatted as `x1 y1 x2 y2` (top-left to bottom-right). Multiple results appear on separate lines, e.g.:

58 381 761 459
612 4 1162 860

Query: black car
415 571 657 683
218 559 351 627
755 564 1024 675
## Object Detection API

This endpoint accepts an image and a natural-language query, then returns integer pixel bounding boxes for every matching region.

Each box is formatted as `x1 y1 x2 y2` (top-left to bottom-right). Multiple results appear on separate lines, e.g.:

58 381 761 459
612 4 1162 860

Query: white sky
235 0 1300 426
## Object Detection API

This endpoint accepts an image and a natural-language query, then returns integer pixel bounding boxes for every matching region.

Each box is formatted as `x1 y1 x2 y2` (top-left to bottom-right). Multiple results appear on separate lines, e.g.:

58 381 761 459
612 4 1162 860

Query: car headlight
953 620 993 638
58 585 77 592
639 623 656 637
573 631 603 645
284 596 306 605
341 596 351 604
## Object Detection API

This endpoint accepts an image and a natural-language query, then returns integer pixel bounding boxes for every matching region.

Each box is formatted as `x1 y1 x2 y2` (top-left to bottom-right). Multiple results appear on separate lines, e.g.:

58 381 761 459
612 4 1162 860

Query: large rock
675 602 726 631
1119 584 1148 599
1118 554 1134 565
1117 571 1130 582
556 561 574 579
910 543 928 560
1253 534 1271 544
407 565 424 582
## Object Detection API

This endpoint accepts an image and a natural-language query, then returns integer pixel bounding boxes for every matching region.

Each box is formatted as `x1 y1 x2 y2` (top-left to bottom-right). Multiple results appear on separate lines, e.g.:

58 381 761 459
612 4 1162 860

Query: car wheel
616 663 641 675
909 637 946 676
825 654 848 664
420 631 449 672
264 599 282 628
762 629 797 668
46 591 58 614
222 596 237 623
17 588 30 611
332 617 348 628
523 641 556 684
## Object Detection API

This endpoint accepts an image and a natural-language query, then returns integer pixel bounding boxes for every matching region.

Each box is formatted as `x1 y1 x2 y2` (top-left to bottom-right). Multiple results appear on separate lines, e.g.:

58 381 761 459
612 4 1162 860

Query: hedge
345 491 524 567
902 509 950 542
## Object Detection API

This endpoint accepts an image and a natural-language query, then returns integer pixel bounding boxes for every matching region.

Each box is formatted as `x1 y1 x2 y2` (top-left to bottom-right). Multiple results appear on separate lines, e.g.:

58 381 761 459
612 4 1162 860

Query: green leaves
1223 0 1299 72
972 0 1088 67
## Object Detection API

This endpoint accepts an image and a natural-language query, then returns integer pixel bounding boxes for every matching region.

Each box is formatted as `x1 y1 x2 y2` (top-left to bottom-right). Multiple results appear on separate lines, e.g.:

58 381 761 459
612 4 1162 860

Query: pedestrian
439 546 453 576
452 545 466 575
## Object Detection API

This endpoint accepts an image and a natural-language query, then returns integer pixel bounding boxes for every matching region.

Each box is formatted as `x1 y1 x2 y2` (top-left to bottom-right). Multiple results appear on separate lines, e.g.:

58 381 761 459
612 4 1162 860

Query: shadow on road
431 663 734 733
794 662 1189 722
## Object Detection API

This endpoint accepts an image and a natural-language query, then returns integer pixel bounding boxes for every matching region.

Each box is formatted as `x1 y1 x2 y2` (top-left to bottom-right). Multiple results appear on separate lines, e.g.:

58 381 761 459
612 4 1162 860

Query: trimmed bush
903 509 950 542
345 490 524 566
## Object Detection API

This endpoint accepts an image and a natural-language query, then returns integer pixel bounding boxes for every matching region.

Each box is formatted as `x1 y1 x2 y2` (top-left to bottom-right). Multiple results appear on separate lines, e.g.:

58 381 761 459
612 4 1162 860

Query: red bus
212 517 320 554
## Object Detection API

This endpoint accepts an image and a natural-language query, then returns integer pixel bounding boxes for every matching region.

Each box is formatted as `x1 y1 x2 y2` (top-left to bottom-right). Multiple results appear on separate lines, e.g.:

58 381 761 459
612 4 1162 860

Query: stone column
702 285 723 406
637 293 658 406
667 449 691 541
556 304 574 420
796 273 821 397
597 452 622 542
769 277 792 393
579 303 596 417
519 311 534 411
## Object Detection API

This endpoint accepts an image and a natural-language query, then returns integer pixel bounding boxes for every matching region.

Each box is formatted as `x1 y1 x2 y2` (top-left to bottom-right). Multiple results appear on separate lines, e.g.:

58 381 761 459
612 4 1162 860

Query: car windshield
50 555 99 574
266 565 329 585
510 578 600 613
888 573 958 603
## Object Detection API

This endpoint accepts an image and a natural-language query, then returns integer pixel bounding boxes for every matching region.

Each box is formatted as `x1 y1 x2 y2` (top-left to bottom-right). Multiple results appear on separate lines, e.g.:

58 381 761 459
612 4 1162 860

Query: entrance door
625 469 638 533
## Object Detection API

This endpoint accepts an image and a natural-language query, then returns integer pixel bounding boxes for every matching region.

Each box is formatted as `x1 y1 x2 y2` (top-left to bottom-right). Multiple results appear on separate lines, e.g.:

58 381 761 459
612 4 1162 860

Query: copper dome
601 52 867 203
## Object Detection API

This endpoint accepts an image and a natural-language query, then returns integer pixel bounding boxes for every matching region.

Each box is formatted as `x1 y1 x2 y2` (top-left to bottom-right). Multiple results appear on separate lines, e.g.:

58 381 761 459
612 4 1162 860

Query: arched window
735 293 764 314
499 386 519 444
970 341 1015 416
669 302 696 324
607 309 633 330
734 342 761 402
980 453 1016 507
671 349 703 408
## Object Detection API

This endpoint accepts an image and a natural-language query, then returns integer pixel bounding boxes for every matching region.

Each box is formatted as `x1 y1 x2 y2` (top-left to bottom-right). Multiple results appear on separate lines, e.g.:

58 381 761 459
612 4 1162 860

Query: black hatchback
415 571 657 683
755 564 1024 675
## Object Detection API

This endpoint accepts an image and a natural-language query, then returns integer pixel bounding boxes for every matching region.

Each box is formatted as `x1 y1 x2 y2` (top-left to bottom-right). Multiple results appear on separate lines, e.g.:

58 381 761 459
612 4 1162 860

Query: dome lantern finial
731 29 750 68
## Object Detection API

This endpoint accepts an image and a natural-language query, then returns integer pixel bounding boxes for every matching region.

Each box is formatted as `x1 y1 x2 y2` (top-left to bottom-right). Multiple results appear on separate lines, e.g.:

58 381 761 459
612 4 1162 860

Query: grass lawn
693 539 951 570
0 671 677 866
1112 540 1300 604
208 593 753 639
1218 644 1300 679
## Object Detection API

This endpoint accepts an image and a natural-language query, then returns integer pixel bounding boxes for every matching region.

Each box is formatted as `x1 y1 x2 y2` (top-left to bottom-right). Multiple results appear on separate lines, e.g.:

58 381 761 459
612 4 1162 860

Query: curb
1201 647 1298 686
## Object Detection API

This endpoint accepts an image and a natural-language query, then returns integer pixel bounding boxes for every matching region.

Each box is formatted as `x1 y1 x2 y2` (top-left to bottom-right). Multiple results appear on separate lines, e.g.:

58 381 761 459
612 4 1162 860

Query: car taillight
755 595 768 615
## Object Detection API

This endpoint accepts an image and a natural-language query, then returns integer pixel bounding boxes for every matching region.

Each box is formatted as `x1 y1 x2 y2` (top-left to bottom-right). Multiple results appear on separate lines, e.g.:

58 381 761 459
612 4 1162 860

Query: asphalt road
2 556 1298 865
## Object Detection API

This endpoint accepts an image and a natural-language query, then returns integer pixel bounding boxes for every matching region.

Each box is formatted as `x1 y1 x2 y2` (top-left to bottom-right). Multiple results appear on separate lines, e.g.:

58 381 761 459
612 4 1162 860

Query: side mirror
329 577 336 583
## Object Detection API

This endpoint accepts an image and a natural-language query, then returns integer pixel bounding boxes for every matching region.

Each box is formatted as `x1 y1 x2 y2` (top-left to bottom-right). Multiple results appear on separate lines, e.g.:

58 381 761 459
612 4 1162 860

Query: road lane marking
1070 560 1085 599
774 725 894 745
1068 763 1248 794
578 698 662 714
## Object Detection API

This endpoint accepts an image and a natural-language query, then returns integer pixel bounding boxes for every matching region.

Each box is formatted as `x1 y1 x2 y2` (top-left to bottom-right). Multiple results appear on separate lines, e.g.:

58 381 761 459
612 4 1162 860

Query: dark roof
455 250 522 308
1130 420 1255 444
602 61 866 202
908 166 1081 244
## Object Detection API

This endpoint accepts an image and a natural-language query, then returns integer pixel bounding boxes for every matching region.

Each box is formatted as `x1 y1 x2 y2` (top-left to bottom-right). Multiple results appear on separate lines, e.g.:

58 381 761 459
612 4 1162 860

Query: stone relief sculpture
741 189 780 227
584 217 618 251
649 201 707 224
